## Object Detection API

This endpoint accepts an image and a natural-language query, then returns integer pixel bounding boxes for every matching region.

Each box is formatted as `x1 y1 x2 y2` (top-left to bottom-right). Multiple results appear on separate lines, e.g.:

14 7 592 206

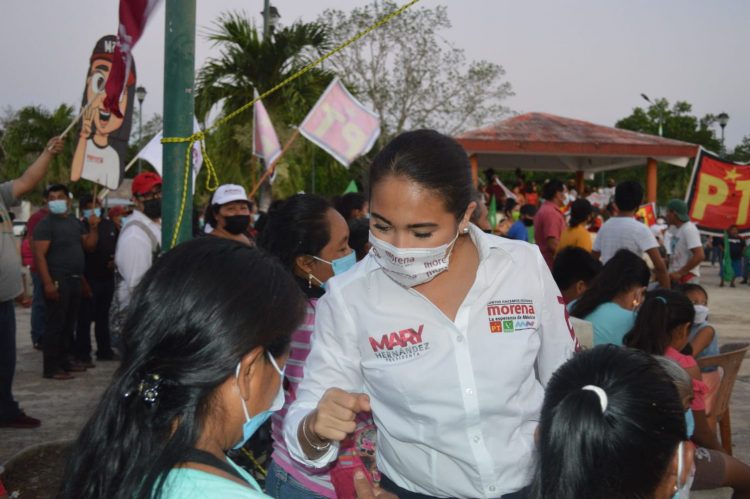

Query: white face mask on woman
693 304 709 324
368 230 461 287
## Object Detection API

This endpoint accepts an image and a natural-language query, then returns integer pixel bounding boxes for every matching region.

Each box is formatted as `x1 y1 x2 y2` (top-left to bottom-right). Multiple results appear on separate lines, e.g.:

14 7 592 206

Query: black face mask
522 218 534 227
223 214 251 235
142 198 162 220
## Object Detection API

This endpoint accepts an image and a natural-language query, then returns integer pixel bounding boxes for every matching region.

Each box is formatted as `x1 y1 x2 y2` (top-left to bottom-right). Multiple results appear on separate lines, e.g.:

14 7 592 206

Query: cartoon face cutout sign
71 35 136 189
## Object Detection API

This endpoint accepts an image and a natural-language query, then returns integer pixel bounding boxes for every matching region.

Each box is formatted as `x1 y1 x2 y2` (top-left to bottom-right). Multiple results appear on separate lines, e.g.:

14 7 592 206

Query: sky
1 0 748 149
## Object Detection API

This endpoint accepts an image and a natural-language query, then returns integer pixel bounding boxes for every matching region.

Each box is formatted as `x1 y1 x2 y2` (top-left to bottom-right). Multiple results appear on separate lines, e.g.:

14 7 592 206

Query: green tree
0 104 98 203
614 98 722 202
195 12 348 199
729 135 750 162
318 1 514 139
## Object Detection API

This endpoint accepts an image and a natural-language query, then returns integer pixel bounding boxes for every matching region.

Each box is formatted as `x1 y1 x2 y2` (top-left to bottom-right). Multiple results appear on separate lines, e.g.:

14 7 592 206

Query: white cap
212 184 249 206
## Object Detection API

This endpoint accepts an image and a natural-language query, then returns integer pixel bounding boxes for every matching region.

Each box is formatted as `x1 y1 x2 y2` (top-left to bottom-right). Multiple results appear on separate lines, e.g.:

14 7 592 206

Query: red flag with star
685 148 750 237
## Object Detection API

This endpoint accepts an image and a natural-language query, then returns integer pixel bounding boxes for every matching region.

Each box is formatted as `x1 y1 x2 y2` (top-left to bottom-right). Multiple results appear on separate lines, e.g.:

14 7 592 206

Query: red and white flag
104 0 161 117
299 78 380 168
253 90 282 169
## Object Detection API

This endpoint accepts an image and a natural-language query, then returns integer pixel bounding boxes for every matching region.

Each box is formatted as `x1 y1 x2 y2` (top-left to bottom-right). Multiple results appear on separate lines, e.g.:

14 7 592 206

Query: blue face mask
685 410 695 438
83 208 102 219
48 200 68 215
311 251 357 290
233 352 285 449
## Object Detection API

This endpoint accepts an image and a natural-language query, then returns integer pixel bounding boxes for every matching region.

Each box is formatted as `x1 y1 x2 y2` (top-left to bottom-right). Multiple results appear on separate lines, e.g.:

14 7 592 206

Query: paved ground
1 262 748 495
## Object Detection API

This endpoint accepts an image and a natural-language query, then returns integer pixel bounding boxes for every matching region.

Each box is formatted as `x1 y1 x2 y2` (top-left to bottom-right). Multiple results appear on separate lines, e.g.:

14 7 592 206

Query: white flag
137 118 203 191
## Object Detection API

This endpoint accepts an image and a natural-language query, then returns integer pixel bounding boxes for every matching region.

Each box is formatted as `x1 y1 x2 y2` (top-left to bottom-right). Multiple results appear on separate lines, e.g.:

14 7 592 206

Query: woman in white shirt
283 130 576 498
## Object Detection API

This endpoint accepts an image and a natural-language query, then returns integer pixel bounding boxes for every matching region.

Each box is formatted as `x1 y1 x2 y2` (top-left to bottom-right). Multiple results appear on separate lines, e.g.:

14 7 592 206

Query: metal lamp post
257 3 281 209
641 93 663 137
717 112 729 156
136 85 147 172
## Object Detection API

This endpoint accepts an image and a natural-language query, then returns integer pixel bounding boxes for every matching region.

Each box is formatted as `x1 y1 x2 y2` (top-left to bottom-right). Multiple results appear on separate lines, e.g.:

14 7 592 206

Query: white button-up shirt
284 225 577 497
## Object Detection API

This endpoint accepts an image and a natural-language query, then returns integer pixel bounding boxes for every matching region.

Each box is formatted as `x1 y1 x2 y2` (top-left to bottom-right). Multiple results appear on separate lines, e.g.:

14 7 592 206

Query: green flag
722 231 735 282
343 180 358 194
488 195 497 230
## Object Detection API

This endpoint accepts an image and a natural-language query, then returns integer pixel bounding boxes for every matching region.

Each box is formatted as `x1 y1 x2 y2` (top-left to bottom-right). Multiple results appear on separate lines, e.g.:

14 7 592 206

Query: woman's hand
312 387 371 441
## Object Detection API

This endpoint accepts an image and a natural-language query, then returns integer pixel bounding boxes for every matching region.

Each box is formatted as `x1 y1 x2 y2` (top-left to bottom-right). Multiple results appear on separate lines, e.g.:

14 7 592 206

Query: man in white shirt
114 172 162 309
665 198 704 285
592 181 670 288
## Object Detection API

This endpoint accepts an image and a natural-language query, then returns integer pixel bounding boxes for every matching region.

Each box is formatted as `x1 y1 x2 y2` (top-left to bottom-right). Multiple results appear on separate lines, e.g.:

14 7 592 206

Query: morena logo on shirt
487 299 537 334
368 324 430 362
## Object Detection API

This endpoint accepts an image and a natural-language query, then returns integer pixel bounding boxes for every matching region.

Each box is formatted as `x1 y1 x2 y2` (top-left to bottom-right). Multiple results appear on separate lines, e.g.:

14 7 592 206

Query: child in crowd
552 247 602 305
625 291 750 496
570 249 650 346
528 345 692 499
679 283 721 413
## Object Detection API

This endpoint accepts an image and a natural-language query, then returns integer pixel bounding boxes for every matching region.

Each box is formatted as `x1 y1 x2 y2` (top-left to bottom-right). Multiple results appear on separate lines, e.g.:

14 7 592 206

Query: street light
717 112 729 155
136 86 147 173
261 3 281 40
640 93 663 137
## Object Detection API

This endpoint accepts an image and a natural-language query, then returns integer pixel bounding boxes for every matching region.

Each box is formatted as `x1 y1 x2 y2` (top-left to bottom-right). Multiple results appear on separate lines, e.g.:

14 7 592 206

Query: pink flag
299 78 380 168
253 91 282 168
104 0 160 117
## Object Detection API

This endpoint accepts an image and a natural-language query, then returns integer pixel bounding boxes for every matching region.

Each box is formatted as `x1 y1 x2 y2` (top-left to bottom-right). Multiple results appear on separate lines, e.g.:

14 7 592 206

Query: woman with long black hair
59 238 306 499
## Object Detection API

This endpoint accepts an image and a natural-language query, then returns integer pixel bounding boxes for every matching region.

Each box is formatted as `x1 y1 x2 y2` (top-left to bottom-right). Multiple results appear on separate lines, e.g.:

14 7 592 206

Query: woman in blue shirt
570 249 650 346
59 238 306 499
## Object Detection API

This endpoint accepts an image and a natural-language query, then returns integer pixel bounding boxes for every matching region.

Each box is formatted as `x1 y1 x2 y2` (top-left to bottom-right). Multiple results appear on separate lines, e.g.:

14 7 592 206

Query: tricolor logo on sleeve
487 299 538 333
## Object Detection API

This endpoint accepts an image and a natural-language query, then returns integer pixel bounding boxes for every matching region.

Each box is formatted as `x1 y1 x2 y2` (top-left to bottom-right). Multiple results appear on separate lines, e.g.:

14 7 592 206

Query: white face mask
693 304 709 324
369 229 461 287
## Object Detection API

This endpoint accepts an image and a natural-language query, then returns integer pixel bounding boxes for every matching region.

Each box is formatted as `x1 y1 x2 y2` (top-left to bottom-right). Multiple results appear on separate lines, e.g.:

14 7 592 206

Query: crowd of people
0 128 748 498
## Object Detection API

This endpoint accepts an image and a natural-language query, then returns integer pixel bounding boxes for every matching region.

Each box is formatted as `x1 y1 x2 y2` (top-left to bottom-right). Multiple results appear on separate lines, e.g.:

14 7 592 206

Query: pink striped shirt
271 299 377 497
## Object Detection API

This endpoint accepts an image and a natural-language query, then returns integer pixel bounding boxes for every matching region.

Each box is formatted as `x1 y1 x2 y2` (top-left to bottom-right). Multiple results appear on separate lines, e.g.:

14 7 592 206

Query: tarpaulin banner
299 78 380 168
685 148 750 237
71 35 135 190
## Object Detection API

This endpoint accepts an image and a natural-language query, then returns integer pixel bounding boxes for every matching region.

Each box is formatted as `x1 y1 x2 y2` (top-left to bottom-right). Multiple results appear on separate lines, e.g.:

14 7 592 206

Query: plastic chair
696 342 750 456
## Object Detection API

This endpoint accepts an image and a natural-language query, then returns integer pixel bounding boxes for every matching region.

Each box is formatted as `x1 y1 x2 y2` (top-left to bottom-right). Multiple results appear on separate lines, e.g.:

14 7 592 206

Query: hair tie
582 385 608 413
123 373 163 409
655 296 667 304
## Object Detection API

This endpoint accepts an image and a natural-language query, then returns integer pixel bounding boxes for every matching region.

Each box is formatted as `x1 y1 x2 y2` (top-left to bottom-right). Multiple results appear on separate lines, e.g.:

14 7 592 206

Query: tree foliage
195 12 351 199
729 135 750 163
0 104 101 203
318 1 514 139
614 98 722 202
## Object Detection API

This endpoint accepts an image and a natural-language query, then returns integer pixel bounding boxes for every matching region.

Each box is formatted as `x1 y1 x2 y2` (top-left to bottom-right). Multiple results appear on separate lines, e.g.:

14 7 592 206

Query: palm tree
195 12 335 198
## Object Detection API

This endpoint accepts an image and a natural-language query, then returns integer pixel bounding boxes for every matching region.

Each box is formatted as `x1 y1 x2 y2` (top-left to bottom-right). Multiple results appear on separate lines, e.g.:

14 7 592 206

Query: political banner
299 78 380 168
71 35 136 190
636 203 657 226
685 148 750 237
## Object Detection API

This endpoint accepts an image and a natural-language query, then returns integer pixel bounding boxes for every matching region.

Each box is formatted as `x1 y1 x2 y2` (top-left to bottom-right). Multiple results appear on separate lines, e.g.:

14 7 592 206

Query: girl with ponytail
529 345 692 499
625 290 750 496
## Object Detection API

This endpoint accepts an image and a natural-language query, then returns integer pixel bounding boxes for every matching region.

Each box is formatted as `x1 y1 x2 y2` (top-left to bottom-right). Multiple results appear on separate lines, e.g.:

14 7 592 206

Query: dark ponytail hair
623 289 695 355
256 193 332 271
570 249 650 319
59 238 306 499
528 345 685 499
368 129 473 219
